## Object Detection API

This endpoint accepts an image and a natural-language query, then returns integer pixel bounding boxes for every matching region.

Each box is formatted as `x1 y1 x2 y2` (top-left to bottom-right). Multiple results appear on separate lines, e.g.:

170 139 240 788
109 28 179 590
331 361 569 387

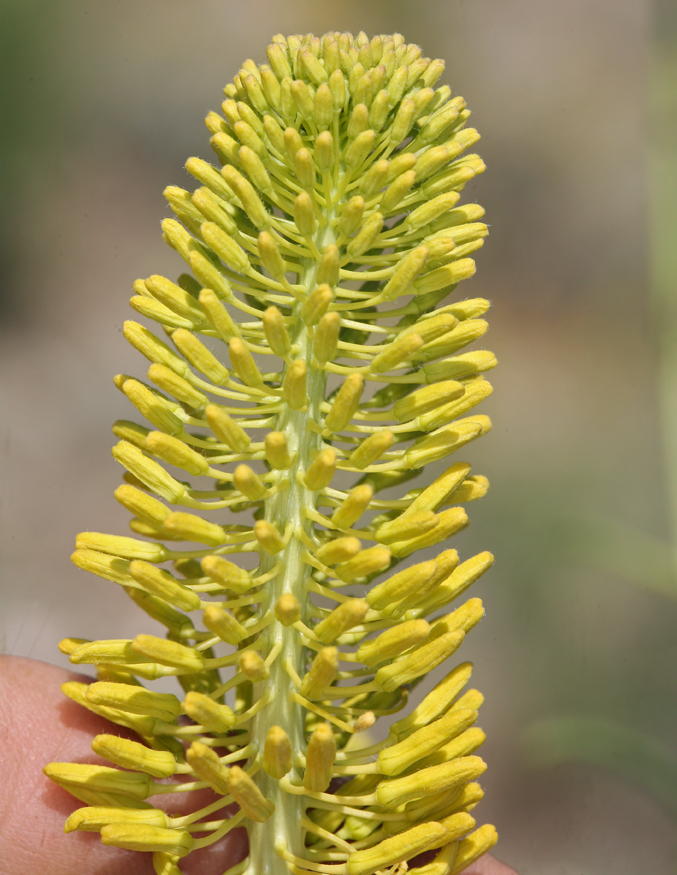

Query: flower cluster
45 30 497 875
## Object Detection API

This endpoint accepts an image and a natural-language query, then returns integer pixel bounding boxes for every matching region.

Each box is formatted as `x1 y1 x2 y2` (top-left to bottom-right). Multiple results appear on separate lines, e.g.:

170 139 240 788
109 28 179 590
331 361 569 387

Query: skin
0 657 518 875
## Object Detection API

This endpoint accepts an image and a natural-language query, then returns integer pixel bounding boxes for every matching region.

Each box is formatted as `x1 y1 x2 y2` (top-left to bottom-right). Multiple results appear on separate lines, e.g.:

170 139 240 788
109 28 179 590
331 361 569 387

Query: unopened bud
254 520 285 553
314 599 368 644
300 647 338 699
263 726 292 779
304 723 336 792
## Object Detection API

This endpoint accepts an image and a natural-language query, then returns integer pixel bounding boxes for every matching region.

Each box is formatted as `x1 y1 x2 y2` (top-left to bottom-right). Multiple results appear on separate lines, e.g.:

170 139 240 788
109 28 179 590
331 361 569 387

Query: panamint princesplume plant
44 30 498 875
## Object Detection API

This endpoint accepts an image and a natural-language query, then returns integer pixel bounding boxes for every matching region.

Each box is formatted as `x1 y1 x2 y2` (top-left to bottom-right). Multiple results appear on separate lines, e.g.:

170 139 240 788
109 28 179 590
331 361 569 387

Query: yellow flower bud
265 431 292 469
375 630 466 693
301 283 333 326
71 549 133 587
86 682 182 723
294 190 317 237
203 604 249 644
347 822 448 875
258 231 286 278
382 246 429 301
65 805 168 833
254 519 285 553
357 619 430 668
44 762 153 799
338 195 365 236
274 592 301 626
222 165 269 228
349 430 394 469
229 337 264 387
198 288 241 341
315 536 361 565
282 359 307 409
314 598 368 644
303 447 337 490
121 379 184 436
91 734 177 778
304 723 336 792
375 509 438 546
162 511 225 547
130 634 204 673
145 432 209 477
336 545 391 583
171 328 229 384
185 156 233 201
201 555 252 593
325 373 363 433
300 646 338 698
239 649 269 681
262 305 292 356
376 755 486 809
452 825 498 874
313 312 340 363
393 381 464 422
112 420 151 449
366 559 437 610
263 726 292 779
101 823 194 856
315 130 334 168
123 321 188 376
129 559 201 612
346 212 383 258
331 484 373 529
75 532 168 564
148 363 207 409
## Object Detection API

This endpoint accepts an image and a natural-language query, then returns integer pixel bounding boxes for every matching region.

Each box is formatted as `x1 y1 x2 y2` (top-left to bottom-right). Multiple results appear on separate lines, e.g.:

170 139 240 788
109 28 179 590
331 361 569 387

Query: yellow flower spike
65 805 169 833
378 708 478 777
313 311 341 363
203 604 249 645
51 33 500 875
234 463 268 500
239 649 269 682
331 484 374 529
375 630 466 693
171 328 230 384
376 755 487 810
336 545 391 582
262 306 292 357
265 431 292 470
254 519 286 553
91 734 177 779
228 336 264 387
303 446 337 490
263 726 293 779
299 646 338 698
200 555 252 592
44 762 153 800
145 432 209 477
347 822 449 875
356 619 430 668
282 359 308 409
274 592 301 625
349 429 394 469
314 598 369 645
182 691 236 732
130 634 204 673
303 723 337 792
300 284 334 326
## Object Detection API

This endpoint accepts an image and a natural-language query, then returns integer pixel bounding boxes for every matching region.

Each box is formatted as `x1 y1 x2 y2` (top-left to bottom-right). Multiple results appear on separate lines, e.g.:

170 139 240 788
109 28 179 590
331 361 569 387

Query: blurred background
1 1 675 873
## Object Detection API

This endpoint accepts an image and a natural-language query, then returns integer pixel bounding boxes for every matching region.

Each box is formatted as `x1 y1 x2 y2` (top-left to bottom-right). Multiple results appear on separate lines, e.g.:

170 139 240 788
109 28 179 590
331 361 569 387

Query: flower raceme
44 30 498 875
